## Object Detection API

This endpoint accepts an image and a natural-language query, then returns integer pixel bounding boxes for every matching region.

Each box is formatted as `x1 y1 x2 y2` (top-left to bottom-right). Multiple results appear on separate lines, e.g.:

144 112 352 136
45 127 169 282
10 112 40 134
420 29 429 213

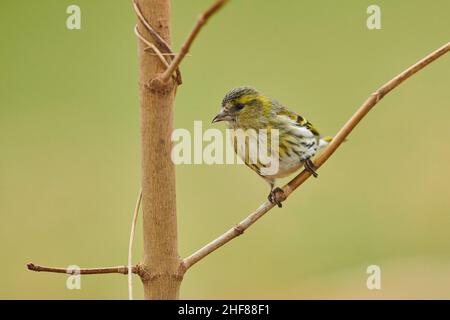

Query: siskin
212 86 332 207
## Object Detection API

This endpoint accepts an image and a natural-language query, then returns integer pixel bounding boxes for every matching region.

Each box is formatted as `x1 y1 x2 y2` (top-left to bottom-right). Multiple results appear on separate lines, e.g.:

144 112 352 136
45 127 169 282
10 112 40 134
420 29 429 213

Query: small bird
212 86 332 207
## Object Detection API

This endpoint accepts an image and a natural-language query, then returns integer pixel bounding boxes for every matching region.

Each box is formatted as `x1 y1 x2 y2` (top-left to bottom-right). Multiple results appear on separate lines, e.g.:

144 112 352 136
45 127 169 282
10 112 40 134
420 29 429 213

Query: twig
132 0 174 57
27 263 140 275
160 0 230 82
128 189 142 300
134 26 170 69
182 42 450 270
132 0 182 84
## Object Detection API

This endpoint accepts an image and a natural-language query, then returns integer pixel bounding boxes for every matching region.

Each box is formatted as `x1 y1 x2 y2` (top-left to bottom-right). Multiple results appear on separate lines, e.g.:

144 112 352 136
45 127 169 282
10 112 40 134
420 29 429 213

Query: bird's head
212 86 270 129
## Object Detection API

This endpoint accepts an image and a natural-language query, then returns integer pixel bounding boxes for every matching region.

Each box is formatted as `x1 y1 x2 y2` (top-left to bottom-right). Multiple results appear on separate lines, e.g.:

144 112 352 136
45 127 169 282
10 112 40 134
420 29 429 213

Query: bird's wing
275 108 321 137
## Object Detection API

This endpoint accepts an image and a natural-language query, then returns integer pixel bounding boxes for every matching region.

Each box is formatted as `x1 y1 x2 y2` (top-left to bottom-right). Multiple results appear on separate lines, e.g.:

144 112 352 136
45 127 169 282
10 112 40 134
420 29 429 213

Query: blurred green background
1 0 449 299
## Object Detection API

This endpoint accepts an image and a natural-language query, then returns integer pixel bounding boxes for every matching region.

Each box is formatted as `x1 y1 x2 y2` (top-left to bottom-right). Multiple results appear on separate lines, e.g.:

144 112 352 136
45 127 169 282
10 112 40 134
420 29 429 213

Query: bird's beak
212 109 231 123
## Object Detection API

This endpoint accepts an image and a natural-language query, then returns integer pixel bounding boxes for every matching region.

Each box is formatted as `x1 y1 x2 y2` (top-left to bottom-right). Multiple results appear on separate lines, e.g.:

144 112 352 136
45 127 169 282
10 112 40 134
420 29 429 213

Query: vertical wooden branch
136 0 182 299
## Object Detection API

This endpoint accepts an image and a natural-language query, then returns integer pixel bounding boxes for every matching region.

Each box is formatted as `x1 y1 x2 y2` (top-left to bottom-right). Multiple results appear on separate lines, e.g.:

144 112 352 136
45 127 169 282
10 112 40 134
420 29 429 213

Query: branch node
145 76 175 95
178 260 188 275
197 14 207 26
372 90 385 103
27 263 38 272
135 263 152 281
233 224 245 235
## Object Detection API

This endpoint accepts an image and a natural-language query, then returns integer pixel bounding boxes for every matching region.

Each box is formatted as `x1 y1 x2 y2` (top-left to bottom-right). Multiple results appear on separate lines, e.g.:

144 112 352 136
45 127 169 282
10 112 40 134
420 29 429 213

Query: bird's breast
230 126 319 179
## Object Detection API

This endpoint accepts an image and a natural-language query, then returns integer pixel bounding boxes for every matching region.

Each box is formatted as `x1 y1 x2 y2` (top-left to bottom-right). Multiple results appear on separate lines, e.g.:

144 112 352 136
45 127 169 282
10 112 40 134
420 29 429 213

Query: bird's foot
304 159 318 178
268 187 286 208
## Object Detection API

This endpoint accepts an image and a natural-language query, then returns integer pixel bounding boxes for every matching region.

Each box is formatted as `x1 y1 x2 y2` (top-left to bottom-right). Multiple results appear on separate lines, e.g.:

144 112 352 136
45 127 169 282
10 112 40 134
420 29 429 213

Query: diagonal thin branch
182 42 450 271
159 0 230 83
27 263 140 275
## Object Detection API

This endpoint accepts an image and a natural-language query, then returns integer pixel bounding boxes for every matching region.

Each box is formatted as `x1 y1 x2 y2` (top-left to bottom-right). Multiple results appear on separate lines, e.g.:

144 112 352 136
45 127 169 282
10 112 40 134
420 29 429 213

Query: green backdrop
1 0 449 299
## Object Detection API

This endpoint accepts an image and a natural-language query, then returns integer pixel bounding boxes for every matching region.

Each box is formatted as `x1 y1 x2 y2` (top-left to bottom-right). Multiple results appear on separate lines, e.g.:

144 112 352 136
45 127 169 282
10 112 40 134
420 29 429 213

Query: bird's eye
235 103 245 111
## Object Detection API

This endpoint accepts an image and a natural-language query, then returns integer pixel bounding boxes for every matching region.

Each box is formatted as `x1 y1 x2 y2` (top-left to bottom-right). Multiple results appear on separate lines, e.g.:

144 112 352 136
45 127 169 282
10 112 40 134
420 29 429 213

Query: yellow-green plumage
212 86 331 206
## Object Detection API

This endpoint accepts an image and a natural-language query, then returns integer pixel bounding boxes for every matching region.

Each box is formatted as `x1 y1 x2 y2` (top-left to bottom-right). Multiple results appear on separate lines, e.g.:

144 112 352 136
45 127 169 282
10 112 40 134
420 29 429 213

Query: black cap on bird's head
221 86 259 106
212 86 260 123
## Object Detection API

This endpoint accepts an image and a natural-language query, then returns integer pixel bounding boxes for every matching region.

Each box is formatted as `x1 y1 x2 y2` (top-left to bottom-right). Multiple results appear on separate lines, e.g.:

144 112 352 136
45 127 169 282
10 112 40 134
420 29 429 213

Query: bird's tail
318 136 333 150
318 136 347 150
